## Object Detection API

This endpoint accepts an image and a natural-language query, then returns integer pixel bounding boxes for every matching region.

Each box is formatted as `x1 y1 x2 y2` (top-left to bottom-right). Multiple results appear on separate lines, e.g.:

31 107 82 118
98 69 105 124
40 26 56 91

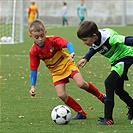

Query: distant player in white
62 2 68 26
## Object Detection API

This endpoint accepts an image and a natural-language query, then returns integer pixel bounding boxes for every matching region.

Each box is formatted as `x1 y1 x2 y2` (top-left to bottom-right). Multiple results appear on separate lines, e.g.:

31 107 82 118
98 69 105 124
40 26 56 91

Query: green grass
0 25 133 133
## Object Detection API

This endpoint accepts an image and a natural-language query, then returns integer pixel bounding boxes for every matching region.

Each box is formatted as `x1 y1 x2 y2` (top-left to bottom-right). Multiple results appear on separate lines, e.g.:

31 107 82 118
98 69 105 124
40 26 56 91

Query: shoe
72 112 87 120
127 107 133 120
97 117 114 125
101 94 106 103
98 93 106 103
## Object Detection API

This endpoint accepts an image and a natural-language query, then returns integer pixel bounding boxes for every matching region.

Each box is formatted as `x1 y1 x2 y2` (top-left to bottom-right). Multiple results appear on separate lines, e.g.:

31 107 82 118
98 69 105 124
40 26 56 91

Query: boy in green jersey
77 20 133 125
77 0 87 25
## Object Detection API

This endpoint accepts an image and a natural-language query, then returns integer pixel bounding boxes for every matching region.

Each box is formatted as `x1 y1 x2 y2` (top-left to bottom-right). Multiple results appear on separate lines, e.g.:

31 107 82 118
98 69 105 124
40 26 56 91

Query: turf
0 25 133 133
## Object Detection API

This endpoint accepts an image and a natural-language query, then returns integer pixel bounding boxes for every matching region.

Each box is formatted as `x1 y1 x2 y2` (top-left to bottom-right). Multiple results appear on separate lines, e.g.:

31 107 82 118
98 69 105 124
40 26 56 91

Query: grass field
1 25 133 133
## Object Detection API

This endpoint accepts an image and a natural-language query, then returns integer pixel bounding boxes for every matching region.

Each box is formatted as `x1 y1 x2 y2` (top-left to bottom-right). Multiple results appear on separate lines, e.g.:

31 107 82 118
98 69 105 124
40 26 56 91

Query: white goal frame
0 0 24 44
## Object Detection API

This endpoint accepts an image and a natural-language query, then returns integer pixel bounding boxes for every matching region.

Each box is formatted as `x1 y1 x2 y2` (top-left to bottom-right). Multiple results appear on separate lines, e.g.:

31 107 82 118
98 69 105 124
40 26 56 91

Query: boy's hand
68 52 75 62
29 86 36 97
77 58 87 68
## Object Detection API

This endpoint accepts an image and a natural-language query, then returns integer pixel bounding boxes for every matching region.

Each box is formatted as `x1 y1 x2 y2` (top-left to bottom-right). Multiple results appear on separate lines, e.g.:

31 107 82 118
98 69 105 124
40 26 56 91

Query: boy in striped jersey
28 19 105 120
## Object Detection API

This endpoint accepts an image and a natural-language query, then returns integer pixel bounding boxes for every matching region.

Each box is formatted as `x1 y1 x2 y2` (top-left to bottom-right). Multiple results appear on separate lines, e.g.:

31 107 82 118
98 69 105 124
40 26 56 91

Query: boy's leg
116 79 133 108
87 82 105 102
97 71 118 125
65 95 87 118
72 72 105 102
62 17 65 26
65 20 68 26
54 79 87 119
115 65 133 120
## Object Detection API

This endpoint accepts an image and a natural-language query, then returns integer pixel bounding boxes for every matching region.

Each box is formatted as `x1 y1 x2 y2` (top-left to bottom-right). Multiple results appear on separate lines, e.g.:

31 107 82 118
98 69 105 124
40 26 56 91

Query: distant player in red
28 19 105 119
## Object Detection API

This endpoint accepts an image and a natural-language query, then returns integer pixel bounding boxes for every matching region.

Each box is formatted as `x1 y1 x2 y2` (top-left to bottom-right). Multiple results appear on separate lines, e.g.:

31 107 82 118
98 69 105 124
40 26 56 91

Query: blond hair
28 19 45 34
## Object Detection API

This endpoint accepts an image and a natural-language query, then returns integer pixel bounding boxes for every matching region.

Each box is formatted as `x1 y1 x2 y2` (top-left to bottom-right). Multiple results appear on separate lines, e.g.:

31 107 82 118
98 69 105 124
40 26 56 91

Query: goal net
0 0 24 44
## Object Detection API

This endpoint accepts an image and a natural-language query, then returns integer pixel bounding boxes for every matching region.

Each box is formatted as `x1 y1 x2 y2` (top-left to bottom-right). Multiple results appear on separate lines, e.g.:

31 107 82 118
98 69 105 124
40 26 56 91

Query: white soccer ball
131 120 133 124
51 105 72 125
7 37 12 42
1 36 7 42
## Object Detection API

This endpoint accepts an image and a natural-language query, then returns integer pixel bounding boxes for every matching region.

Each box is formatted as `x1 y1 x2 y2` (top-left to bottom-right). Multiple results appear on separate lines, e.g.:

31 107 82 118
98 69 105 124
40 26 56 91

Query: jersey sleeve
29 45 40 87
66 42 75 54
83 47 97 62
28 7 31 13
30 70 37 86
124 36 133 46
29 48 40 70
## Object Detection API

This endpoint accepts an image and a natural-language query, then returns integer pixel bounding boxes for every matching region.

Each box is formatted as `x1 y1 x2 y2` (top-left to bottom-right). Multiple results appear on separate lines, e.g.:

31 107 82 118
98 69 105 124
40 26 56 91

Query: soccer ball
7 37 12 42
0 36 12 43
1 36 7 42
51 105 72 125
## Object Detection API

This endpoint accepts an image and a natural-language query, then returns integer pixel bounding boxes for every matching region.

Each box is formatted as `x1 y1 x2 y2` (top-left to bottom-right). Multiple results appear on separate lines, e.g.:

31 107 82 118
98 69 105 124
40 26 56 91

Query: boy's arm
77 47 97 68
66 42 74 53
83 47 97 61
66 42 75 61
28 7 30 18
124 36 133 46
36 11 39 18
29 70 37 97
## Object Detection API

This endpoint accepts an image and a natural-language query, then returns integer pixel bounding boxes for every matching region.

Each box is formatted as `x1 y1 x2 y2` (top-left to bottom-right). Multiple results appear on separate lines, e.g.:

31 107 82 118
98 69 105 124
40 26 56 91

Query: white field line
0 54 104 58
0 54 28 57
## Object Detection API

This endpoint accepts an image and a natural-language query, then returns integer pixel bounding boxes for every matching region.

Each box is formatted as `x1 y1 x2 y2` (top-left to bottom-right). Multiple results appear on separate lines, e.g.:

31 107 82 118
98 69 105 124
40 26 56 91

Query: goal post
0 0 24 44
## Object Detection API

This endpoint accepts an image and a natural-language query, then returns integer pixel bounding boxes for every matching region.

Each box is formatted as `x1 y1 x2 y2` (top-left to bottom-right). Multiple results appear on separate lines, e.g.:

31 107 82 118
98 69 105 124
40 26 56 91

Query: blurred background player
61 2 68 26
77 0 87 25
28 0 39 24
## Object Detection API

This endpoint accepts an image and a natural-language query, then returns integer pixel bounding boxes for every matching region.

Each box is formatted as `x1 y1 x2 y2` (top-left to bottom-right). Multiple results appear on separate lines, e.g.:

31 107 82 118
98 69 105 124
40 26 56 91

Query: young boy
28 19 105 120
77 0 87 25
77 20 133 125
61 2 69 26
28 0 39 24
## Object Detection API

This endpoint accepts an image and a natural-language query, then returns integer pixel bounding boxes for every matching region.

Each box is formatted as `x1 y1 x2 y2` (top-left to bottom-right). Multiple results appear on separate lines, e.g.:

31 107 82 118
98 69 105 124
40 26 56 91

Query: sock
86 82 104 100
65 96 87 116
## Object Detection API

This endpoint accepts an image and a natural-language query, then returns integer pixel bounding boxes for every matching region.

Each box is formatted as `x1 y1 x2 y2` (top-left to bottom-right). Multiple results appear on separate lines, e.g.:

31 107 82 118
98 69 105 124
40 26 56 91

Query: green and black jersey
84 28 133 77
84 28 133 65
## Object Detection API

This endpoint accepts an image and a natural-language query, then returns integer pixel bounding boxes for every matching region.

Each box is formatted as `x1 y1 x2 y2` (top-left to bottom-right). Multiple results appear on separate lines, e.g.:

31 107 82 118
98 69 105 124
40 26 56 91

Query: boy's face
80 34 98 46
29 30 47 47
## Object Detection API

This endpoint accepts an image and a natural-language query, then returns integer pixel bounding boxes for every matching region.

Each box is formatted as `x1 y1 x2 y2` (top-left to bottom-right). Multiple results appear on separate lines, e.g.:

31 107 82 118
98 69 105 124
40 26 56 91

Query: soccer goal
0 0 24 44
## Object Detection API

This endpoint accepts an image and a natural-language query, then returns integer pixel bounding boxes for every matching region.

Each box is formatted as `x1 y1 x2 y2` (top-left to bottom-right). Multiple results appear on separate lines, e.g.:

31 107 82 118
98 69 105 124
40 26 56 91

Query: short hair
28 19 45 34
77 21 99 39
63 2 67 5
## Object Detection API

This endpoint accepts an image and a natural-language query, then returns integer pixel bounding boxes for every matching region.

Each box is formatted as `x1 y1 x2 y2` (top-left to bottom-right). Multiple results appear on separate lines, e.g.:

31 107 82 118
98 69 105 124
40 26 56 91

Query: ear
93 33 97 37
44 30 47 34
93 34 98 40
28 32 32 38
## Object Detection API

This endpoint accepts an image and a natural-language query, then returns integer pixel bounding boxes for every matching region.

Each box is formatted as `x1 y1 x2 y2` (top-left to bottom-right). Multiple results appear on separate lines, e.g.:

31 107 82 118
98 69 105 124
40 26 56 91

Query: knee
57 92 67 102
77 81 87 89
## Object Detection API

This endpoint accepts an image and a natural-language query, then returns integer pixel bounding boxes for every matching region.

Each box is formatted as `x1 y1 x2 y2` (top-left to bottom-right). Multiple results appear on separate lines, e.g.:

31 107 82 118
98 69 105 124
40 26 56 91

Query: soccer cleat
72 112 87 120
127 107 133 120
101 94 106 103
97 117 114 125
98 93 106 103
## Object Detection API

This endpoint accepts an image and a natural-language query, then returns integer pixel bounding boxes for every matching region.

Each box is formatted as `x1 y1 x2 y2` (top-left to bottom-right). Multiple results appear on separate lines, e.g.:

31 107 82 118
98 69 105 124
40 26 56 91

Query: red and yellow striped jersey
29 36 79 82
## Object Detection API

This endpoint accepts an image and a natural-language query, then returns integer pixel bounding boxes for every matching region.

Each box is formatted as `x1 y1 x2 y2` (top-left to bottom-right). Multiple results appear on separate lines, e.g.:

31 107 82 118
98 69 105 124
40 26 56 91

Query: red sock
86 82 103 99
65 96 87 116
